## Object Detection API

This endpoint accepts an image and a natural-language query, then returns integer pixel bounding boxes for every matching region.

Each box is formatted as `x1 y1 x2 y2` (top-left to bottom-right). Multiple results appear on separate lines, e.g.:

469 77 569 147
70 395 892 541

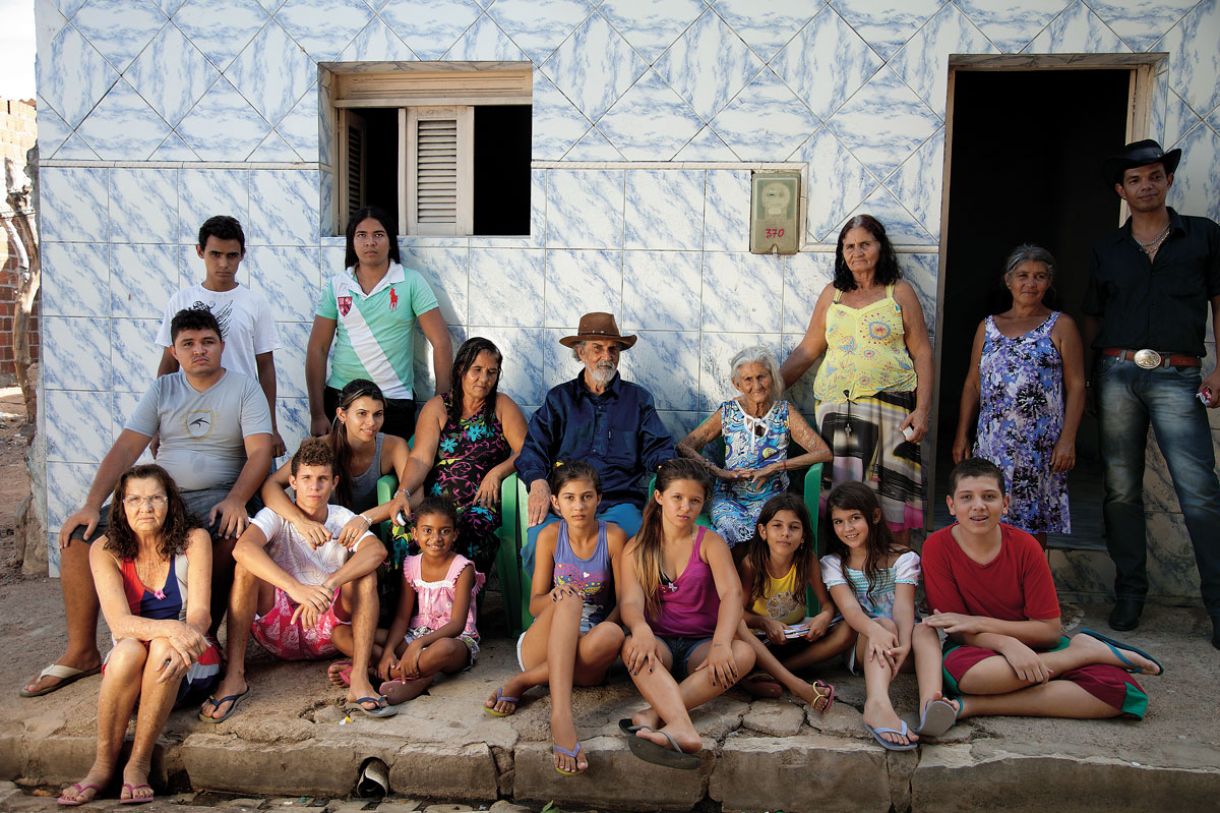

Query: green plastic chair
376 471 524 637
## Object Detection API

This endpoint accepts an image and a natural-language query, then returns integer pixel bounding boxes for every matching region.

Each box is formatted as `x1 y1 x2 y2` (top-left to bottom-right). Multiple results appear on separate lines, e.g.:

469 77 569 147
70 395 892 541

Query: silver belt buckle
1132 348 1162 369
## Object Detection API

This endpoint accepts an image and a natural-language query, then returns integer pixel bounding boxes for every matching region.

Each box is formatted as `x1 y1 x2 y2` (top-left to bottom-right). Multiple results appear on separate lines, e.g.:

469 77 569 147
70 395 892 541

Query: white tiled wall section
34 0 1220 577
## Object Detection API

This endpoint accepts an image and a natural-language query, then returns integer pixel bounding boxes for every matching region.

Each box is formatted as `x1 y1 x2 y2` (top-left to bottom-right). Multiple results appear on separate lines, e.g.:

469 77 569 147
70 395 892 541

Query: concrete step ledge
5 730 1219 813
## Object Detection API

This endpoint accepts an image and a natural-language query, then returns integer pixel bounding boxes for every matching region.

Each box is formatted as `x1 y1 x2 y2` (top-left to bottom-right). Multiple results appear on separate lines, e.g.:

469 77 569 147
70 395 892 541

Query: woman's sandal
807 679 835 714
483 686 519 717
57 782 103 807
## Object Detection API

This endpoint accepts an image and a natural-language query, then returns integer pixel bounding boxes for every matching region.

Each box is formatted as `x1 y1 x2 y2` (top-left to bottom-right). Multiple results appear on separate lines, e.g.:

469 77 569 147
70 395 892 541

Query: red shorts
942 637 1147 719
251 587 348 661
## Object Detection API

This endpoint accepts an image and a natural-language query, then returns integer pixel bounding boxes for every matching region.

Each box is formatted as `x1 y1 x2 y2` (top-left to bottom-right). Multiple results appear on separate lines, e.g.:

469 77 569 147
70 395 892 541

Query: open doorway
933 66 1139 550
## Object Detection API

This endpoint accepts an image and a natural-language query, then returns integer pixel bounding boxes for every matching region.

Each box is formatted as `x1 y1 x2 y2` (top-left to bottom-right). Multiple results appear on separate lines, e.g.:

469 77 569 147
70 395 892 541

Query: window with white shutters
403 106 472 236
326 63 531 237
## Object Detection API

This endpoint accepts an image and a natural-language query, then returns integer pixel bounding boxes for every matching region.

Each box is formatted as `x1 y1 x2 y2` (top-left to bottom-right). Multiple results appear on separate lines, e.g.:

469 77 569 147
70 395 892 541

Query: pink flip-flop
57 782 103 807
119 782 154 805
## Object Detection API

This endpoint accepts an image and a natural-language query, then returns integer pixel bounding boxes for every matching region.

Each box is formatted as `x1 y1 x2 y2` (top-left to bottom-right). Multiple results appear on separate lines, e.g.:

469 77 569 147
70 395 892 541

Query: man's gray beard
588 364 616 386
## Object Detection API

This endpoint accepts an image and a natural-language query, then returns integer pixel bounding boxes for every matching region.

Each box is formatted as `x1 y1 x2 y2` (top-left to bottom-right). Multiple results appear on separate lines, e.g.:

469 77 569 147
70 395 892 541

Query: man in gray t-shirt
20 307 273 699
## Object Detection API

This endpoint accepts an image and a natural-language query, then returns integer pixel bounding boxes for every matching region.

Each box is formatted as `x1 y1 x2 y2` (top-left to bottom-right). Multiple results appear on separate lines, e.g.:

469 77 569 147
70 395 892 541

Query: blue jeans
1097 357 1220 614
523 501 643 575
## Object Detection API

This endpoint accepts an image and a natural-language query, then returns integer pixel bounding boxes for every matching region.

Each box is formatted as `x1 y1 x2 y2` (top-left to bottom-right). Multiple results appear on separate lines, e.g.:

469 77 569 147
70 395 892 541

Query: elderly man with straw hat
516 312 675 573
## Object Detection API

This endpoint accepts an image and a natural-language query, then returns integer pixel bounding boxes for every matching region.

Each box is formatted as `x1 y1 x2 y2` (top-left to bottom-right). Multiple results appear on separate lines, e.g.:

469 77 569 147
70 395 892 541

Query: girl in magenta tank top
483 463 627 777
617 459 757 768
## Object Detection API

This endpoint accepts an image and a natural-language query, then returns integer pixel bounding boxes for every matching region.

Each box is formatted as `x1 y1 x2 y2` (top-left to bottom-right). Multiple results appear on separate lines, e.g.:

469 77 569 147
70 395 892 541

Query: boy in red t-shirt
922 459 1161 720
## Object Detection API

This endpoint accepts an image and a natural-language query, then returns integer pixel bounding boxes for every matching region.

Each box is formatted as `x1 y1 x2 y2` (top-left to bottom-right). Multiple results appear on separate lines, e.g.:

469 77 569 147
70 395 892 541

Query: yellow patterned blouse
813 285 917 402
750 562 805 625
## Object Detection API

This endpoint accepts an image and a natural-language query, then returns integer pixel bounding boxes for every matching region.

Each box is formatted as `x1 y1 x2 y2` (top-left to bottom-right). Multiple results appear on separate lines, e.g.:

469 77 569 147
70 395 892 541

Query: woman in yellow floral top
780 215 933 541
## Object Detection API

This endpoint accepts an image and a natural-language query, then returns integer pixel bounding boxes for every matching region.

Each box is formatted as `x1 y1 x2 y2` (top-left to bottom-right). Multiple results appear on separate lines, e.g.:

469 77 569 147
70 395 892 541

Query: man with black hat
1084 139 1220 647
516 312 676 574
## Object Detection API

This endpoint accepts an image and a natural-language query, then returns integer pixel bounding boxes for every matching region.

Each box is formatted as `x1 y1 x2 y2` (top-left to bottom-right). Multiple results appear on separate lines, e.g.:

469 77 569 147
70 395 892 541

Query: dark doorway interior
935 69 1129 548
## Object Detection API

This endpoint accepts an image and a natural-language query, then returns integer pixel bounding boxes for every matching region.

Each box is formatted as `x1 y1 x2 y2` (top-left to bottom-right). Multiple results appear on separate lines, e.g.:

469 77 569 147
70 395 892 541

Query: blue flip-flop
345 695 398 718
553 741 585 777
1080 628 1164 676
865 720 918 751
197 686 251 723
915 697 958 738
483 686 519 717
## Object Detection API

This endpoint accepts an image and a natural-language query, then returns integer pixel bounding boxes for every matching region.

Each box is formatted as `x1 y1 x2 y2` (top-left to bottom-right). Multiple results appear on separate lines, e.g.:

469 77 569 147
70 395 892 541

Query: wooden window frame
326 62 531 236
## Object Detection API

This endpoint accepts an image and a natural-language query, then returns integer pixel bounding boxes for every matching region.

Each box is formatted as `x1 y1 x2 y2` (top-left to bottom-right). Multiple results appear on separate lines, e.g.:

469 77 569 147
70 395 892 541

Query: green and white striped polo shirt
317 263 439 400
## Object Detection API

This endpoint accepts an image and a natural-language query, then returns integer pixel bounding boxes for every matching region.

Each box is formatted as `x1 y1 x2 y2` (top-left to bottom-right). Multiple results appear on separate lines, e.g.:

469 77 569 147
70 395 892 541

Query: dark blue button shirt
516 372 676 510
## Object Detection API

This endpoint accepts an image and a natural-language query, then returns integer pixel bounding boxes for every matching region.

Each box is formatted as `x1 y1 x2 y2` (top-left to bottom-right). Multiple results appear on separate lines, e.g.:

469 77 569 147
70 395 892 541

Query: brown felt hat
559 312 637 350
1103 139 1181 185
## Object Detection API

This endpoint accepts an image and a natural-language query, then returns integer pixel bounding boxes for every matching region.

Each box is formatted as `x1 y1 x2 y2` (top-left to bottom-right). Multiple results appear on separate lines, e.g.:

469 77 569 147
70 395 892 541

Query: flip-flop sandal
617 718 700 770
21 663 101 698
483 686 519 717
327 659 353 687
865 720 918 751
807 679 836 714
197 686 251 723
57 782 103 807
345 695 399 718
553 741 586 777
1080 628 1165 676
915 698 958 738
119 783 154 805
741 672 783 699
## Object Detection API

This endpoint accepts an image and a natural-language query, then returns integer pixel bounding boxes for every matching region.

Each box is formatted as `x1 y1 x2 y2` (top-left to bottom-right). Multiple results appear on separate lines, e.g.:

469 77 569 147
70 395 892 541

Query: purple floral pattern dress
974 313 1070 534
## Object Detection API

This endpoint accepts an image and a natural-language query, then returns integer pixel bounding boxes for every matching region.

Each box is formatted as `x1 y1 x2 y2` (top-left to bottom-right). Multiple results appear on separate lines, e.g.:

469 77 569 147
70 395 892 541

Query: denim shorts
657 634 715 680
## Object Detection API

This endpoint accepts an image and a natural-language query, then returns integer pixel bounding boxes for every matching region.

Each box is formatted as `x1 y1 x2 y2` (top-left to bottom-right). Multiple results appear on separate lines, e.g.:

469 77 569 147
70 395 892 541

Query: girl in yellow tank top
736 494 853 712
814 285 917 402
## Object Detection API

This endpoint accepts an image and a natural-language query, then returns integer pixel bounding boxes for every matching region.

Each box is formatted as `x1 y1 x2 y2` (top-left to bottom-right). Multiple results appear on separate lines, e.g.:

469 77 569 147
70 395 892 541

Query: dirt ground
0 386 32 583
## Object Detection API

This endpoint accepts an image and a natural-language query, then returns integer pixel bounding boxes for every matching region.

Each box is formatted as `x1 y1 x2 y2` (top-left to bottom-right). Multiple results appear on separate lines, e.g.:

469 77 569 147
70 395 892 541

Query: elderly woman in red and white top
58 465 219 807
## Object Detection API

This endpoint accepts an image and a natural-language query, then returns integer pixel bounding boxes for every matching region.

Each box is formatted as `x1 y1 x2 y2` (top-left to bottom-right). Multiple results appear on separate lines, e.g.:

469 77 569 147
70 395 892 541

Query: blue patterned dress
711 399 790 548
974 313 1070 534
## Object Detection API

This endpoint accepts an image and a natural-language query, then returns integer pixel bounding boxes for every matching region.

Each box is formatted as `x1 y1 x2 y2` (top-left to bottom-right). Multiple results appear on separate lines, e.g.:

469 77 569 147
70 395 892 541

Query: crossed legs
628 637 755 754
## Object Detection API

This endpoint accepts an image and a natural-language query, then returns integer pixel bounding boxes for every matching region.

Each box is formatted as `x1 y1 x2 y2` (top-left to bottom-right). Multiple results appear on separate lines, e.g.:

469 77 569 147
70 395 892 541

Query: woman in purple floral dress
390 338 527 574
953 245 1086 545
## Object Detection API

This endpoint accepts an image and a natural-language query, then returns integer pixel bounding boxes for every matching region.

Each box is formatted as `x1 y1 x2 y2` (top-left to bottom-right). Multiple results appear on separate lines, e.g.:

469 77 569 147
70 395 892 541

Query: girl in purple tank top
482 463 626 777
617 459 757 769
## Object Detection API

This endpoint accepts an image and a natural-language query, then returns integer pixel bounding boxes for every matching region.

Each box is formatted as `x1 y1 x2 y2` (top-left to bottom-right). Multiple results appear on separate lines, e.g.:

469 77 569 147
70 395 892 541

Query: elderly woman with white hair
678 346 831 548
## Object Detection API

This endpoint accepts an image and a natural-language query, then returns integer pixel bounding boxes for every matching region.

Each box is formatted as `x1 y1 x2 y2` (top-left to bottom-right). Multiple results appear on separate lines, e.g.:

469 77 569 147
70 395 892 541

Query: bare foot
327 660 353 687
199 675 249 720
381 677 431 705
1072 633 1162 675
863 698 917 747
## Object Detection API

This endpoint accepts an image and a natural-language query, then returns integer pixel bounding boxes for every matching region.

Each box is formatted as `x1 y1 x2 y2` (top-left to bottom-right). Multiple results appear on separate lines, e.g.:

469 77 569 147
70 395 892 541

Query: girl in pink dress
375 496 484 704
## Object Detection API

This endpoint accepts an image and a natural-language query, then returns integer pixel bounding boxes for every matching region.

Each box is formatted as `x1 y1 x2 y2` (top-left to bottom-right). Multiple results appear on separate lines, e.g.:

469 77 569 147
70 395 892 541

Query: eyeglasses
123 495 168 509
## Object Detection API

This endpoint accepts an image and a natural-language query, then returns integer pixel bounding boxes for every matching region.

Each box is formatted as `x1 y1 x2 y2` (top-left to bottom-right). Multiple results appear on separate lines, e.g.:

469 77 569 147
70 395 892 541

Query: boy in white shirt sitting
201 438 394 720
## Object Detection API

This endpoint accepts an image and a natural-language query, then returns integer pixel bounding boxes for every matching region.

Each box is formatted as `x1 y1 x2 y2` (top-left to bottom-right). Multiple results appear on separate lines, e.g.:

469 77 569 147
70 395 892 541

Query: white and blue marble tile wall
34 0 1220 598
